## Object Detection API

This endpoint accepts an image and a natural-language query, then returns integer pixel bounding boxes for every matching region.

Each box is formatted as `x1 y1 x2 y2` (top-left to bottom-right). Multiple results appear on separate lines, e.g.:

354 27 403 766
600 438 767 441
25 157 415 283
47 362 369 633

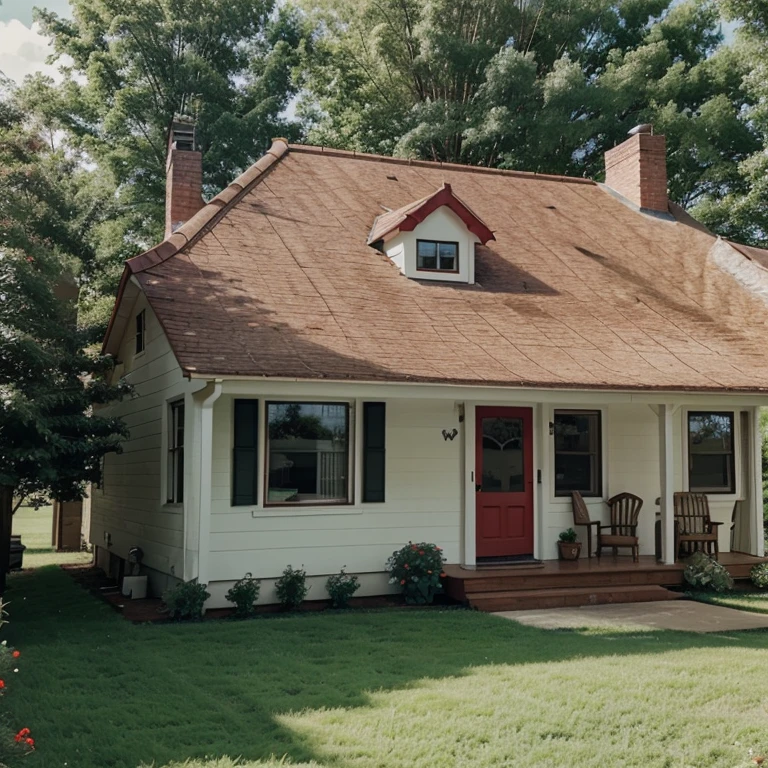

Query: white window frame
683 408 740 497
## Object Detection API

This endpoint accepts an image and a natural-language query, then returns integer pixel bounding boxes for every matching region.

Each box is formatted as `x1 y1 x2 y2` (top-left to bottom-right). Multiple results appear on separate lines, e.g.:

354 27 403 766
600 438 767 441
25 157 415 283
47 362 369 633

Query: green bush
386 542 446 605
275 565 309 610
163 580 210 621
558 528 578 543
326 567 360 608
225 573 261 618
684 551 734 593
751 562 768 589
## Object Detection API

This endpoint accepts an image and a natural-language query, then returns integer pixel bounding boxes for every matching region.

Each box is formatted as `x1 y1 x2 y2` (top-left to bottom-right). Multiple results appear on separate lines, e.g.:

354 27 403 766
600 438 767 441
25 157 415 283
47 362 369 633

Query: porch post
658 404 675 565
462 403 476 567
750 406 765 557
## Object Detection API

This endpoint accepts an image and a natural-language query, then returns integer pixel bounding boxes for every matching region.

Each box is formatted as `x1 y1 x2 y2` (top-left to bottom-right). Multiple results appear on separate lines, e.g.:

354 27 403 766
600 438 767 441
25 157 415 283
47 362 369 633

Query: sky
0 0 740 87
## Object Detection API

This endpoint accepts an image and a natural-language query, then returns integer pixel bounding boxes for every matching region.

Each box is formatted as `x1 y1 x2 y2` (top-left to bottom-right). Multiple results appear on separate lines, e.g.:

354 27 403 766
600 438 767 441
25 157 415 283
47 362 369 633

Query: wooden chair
597 493 643 562
571 491 599 558
673 492 722 560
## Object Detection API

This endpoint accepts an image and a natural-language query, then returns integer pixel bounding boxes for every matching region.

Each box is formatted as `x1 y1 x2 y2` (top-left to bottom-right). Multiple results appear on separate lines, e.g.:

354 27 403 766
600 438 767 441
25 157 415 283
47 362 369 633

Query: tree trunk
0 487 12 593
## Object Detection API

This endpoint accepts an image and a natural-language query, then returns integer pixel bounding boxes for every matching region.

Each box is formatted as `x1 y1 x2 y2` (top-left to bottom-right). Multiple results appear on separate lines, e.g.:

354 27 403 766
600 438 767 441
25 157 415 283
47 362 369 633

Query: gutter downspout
195 380 222 587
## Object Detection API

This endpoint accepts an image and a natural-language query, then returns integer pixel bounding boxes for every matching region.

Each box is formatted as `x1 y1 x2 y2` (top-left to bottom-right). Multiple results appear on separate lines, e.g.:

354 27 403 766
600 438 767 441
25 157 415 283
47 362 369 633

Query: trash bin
9 536 26 571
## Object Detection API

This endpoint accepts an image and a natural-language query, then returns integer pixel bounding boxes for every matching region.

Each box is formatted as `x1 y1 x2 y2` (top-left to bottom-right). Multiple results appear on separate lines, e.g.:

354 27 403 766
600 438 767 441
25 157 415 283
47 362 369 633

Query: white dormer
367 183 495 285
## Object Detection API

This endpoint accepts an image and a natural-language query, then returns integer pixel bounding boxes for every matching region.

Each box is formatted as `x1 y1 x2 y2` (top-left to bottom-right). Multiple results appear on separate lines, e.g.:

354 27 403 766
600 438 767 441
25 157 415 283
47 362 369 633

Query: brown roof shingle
110 140 768 392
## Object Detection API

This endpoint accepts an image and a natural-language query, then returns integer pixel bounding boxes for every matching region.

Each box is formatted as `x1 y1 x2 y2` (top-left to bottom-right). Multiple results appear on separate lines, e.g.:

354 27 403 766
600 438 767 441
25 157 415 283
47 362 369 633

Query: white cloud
0 19 63 84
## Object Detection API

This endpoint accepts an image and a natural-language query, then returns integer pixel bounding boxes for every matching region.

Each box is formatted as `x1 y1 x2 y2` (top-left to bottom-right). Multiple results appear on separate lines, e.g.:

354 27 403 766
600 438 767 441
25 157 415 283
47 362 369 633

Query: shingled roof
104 139 768 392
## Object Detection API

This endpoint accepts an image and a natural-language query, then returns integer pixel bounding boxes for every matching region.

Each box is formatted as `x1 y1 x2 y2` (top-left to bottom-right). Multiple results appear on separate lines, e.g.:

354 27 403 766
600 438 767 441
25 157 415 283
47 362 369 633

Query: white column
750 406 765 557
462 403 476 568
196 381 222 587
658 404 675 564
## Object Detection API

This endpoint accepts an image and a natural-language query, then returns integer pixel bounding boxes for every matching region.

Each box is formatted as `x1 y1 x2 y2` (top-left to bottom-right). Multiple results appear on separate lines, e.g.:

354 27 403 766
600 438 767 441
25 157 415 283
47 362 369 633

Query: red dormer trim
367 183 495 245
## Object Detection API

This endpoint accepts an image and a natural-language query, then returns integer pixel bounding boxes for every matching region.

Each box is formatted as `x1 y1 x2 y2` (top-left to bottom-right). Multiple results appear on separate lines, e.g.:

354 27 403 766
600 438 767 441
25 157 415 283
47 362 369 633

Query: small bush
225 573 261 618
163 579 210 620
751 562 768 589
275 565 309 610
558 528 578 543
684 551 734 593
386 542 446 605
326 567 360 608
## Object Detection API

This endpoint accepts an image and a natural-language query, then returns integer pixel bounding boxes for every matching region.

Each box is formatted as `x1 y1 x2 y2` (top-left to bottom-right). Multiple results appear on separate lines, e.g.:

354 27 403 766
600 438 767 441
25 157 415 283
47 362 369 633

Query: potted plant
557 528 582 561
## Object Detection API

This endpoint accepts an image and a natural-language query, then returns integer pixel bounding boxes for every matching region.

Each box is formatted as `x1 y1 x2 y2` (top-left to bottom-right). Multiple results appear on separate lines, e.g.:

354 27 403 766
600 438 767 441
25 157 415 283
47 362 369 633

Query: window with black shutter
363 402 386 503
232 399 259 505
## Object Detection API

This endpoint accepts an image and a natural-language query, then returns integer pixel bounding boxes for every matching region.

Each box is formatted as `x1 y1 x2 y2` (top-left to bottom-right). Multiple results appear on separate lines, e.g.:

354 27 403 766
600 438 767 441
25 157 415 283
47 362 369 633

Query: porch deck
443 552 768 612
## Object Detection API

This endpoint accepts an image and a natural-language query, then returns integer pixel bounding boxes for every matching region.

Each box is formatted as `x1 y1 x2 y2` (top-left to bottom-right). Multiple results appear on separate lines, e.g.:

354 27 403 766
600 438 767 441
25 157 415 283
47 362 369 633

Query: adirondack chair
571 491 599 558
571 491 643 561
673 492 722 560
597 493 643 562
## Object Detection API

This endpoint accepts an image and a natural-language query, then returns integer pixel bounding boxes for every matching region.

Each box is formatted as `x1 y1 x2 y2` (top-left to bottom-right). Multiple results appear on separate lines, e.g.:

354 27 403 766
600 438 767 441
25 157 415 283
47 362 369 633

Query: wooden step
469 584 682 612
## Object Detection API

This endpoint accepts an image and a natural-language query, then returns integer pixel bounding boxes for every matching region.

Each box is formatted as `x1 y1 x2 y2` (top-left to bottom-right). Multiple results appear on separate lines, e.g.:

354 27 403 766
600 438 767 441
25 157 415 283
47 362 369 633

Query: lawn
4 569 768 768
691 589 768 616
12 505 91 568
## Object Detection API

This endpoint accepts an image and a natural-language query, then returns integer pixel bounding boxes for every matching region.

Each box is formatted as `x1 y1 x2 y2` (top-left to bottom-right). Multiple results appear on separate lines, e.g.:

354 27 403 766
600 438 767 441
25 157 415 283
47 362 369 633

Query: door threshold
476 555 543 569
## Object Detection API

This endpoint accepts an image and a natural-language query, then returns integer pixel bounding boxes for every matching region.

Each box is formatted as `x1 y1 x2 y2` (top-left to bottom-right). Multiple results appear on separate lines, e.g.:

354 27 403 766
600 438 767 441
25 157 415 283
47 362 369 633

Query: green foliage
751 562 768 589
684 551 735 593
163 580 210 621
386 542 446 605
225 573 261 618
558 528 578 543
325 567 360 609
275 565 309 610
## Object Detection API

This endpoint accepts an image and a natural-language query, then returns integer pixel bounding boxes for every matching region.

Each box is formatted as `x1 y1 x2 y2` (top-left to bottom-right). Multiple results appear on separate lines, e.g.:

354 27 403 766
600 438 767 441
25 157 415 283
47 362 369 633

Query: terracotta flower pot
557 540 582 561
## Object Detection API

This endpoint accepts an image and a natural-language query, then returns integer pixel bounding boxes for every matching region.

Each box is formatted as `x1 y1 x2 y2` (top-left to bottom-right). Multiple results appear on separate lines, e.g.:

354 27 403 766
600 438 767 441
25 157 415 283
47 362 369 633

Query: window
135 310 146 354
688 411 735 493
362 402 386 503
232 399 259 506
167 400 184 503
266 402 350 505
553 410 602 497
416 240 459 272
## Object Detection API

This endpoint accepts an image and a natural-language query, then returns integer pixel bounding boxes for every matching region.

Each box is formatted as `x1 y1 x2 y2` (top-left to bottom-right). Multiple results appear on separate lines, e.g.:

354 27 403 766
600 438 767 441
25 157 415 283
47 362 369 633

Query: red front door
475 406 534 558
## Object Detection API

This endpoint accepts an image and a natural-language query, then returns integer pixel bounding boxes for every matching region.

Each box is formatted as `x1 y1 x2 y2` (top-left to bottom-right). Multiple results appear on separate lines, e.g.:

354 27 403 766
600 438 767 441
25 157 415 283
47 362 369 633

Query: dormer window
417 240 458 273
367 182 494 285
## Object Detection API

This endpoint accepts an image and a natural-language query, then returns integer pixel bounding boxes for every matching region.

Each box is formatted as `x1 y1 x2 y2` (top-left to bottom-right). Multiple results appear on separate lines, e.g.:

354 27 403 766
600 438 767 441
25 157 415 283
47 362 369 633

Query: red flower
404 564 409 569
440 572 446 578
18 729 29 737
14 735 20 743
25 738 34 747
436 546 442 551
410 545 418 551
0 680 5 688
12 651 20 659
418 550 425 555
400 579 405 585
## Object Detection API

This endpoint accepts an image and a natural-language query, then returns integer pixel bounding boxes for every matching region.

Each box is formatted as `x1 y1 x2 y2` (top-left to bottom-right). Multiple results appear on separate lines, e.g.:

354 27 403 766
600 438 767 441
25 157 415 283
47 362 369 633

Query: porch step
469 584 682 612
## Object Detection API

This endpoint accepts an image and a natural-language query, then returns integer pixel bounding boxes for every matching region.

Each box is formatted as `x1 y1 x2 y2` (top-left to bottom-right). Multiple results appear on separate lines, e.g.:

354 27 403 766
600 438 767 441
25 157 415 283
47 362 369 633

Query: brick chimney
165 120 204 238
604 130 668 214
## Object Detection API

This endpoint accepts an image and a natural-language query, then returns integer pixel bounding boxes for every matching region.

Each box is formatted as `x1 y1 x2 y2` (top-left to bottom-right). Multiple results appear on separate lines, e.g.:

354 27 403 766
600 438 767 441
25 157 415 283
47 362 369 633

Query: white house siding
89 294 190 595
207 395 462 605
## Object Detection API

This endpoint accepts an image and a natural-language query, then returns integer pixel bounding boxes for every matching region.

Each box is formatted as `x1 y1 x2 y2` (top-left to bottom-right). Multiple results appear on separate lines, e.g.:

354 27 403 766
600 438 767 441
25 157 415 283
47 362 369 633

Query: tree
0 82 128 591
299 0 758 210
26 0 306 310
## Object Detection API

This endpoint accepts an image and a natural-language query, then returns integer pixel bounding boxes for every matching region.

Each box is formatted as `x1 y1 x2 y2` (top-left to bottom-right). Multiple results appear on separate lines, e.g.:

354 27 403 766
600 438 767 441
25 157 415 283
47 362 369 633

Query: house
92 122 768 610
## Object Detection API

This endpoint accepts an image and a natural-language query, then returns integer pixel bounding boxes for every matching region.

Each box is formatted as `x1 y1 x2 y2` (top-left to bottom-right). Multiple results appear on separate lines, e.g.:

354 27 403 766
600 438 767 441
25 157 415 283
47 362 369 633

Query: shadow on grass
6 568 768 768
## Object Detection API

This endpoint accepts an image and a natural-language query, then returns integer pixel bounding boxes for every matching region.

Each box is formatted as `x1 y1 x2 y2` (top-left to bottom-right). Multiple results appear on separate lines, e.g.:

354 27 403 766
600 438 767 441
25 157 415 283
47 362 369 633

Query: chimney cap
170 117 196 152
627 123 654 136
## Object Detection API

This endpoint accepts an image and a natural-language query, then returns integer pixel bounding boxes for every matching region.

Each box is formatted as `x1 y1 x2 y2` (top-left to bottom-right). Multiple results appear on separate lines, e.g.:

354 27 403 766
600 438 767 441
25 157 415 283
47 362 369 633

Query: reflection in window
266 402 350 504
554 410 601 496
688 411 735 493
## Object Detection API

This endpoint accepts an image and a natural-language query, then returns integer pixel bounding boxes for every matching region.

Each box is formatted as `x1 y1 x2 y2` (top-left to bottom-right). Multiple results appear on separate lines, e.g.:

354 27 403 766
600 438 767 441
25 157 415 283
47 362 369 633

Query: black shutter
363 402 386 503
232 399 259 505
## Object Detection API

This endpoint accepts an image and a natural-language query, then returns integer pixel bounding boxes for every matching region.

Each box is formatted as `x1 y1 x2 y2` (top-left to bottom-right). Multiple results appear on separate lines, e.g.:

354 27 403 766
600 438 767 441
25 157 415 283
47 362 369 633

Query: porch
443 552 768 612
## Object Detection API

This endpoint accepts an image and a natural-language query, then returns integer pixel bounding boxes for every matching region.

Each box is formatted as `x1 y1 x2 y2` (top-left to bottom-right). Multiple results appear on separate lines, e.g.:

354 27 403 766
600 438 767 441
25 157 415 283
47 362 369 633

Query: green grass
690 589 768 616
6 569 768 768
12 505 91 569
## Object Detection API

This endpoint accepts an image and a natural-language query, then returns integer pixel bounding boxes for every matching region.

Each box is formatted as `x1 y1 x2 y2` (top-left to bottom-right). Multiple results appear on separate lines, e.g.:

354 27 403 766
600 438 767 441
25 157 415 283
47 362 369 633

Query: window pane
553 411 600 496
417 241 437 270
267 403 349 503
439 254 456 271
688 412 734 492
480 417 524 492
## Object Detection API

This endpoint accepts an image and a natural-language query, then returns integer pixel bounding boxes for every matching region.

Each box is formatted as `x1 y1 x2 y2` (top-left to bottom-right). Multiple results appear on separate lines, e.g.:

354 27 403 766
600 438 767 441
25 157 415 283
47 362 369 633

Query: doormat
476 555 543 569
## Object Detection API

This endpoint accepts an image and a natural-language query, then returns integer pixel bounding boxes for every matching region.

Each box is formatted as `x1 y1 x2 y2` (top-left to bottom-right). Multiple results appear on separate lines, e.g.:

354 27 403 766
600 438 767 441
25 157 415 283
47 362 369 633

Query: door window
480 417 524 492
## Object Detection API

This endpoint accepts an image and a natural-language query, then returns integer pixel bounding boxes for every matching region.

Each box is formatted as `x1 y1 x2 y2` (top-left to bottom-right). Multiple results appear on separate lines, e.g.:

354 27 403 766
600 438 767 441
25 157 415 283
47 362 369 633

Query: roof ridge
288 143 596 186
126 138 291 275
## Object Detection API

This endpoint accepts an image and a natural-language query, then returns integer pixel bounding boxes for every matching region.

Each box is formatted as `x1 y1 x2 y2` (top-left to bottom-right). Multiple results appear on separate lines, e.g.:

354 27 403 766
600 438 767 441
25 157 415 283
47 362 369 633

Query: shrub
751 562 768 589
275 565 309 610
386 542 446 605
684 551 734 593
225 573 261 618
558 528 578 543
326 567 360 608
163 580 210 620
